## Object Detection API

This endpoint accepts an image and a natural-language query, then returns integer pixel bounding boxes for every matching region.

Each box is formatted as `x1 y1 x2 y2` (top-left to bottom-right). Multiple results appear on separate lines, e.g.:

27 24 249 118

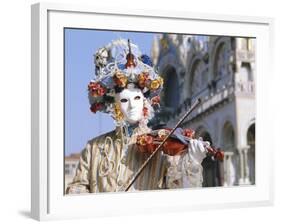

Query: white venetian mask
115 87 144 124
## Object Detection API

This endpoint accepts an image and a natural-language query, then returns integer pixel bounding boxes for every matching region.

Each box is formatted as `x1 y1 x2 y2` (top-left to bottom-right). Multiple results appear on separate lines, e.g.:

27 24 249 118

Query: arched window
247 123 255 184
190 60 207 96
214 43 229 79
162 66 180 108
222 122 235 151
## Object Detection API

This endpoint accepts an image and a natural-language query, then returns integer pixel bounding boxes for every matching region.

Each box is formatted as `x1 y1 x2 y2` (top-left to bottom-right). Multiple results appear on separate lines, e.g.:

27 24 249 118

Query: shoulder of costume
86 129 117 145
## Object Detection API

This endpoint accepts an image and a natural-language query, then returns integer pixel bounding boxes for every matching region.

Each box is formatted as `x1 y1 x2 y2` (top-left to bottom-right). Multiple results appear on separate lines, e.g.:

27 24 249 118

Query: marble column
237 147 244 185
223 151 234 186
243 146 251 184
238 146 251 185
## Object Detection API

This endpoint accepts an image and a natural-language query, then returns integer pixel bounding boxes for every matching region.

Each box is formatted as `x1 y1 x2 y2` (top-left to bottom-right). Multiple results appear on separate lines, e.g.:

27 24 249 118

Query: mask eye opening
120 98 128 103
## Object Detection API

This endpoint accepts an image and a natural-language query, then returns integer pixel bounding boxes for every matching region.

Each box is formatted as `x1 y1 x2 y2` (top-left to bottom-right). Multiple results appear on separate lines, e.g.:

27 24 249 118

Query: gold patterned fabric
66 127 207 194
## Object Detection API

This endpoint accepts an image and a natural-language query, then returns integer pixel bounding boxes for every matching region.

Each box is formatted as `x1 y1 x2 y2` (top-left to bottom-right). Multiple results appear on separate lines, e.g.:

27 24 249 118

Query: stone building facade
64 153 80 191
150 34 256 187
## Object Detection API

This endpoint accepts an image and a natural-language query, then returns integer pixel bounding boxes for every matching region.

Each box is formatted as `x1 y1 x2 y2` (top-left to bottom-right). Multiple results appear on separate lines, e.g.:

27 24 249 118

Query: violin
125 99 222 191
125 39 136 68
136 128 224 161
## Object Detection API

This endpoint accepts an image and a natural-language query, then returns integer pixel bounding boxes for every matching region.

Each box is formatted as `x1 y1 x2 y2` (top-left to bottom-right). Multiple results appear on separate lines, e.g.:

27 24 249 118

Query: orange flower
137 135 147 146
149 77 163 90
114 103 124 121
136 134 156 154
150 79 160 90
138 72 150 88
137 134 153 145
113 72 127 88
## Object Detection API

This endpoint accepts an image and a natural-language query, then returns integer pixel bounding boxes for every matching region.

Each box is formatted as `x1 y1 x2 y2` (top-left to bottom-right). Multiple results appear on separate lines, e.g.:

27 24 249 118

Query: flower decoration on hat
113 71 128 88
88 38 163 119
88 82 106 97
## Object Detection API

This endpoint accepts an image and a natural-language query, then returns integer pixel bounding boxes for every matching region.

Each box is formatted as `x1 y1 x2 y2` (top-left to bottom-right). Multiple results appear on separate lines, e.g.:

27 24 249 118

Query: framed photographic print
31 2 274 221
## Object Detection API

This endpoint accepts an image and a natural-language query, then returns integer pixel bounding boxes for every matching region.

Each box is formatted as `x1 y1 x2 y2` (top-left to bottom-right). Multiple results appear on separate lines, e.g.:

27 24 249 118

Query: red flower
183 128 195 138
143 107 149 117
145 135 153 145
88 81 106 97
90 103 104 113
151 95 160 105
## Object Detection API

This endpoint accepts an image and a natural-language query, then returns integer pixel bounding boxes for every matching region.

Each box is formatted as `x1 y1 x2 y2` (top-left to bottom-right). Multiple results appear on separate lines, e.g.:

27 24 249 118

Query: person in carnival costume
66 39 223 194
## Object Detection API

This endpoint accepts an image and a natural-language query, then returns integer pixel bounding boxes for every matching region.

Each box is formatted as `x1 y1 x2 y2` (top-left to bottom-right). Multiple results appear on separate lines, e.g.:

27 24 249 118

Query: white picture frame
31 2 274 221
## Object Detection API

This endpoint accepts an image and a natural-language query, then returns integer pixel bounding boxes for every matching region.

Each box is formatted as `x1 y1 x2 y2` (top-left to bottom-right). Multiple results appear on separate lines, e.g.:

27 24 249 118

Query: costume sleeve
65 142 92 194
165 139 208 188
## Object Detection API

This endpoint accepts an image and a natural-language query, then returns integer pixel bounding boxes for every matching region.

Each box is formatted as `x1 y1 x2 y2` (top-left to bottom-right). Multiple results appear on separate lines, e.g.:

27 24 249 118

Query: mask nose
128 98 135 109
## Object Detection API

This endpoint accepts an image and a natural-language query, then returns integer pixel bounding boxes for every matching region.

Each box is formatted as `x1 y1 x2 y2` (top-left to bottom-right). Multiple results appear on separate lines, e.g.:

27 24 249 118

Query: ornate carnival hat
88 38 163 117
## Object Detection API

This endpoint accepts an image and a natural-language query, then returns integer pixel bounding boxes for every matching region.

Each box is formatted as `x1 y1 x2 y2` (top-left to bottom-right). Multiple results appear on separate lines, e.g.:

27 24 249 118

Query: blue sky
64 28 155 156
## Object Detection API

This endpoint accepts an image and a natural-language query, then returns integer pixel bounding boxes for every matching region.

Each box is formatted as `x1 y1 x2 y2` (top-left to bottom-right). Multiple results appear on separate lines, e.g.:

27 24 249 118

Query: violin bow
124 98 202 191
